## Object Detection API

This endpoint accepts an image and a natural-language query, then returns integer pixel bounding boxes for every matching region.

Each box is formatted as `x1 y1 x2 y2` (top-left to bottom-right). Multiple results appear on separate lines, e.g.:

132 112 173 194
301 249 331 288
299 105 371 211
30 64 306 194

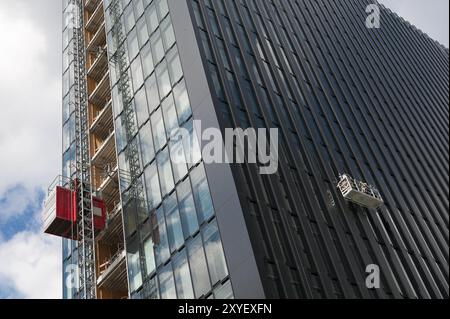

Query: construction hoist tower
72 0 96 299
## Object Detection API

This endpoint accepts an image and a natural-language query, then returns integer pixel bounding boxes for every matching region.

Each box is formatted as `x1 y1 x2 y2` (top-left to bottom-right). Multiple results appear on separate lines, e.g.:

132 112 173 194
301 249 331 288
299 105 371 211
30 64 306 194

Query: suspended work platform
337 174 384 209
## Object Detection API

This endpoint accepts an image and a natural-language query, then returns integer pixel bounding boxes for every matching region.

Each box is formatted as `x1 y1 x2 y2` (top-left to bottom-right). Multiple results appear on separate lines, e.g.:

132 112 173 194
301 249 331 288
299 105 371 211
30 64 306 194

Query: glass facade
104 0 233 299
61 0 78 300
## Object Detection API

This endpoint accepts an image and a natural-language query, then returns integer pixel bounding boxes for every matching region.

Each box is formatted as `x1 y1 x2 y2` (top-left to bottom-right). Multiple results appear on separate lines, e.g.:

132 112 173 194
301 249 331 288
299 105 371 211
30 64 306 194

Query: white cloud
0 186 43 225
0 1 62 299
0 3 61 195
0 230 61 299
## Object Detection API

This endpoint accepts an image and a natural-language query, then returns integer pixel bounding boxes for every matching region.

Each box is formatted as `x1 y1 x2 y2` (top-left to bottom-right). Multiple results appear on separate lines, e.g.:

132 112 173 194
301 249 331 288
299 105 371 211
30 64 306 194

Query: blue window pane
202 221 229 285
145 74 160 113
163 193 184 252
213 280 234 299
173 80 192 125
142 42 154 78
161 16 175 52
139 122 155 168
158 262 177 299
187 236 211 298
151 108 166 151
150 30 165 64
169 135 188 183
156 0 169 20
156 60 171 99
167 47 183 85
173 250 194 299
156 147 174 196
162 94 178 138
115 115 127 153
191 163 214 223
134 87 148 127
127 237 143 292
136 16 148 47
153 207 170 267
182 120 202 167
143 276 160 299
131 57 144 92
144 161 162 210
177 179 199 238
128 29 140 60
143 233 156 276
145 3 159 35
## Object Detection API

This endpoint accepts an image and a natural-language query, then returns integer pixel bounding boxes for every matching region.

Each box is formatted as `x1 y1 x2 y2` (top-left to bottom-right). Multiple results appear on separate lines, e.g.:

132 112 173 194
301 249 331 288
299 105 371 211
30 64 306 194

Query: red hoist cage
43 176 106 240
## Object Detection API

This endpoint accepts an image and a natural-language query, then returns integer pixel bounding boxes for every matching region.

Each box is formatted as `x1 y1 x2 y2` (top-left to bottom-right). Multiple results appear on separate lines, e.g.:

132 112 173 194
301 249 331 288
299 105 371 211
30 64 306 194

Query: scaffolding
71 0 96 299
108 0 148 295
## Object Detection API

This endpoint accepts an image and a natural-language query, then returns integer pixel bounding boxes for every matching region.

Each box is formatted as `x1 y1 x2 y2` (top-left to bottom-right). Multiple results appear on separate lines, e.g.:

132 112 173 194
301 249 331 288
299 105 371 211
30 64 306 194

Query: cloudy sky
0 0 448 299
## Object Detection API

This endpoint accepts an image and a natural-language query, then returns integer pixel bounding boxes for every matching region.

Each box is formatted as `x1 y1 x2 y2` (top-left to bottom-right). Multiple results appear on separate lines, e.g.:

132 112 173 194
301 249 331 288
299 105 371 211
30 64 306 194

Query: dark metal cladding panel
185 0 449 299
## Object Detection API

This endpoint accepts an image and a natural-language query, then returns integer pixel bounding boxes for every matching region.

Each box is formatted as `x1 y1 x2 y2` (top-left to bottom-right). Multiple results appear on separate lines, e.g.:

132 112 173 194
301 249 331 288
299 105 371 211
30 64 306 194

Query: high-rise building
53 0 449 299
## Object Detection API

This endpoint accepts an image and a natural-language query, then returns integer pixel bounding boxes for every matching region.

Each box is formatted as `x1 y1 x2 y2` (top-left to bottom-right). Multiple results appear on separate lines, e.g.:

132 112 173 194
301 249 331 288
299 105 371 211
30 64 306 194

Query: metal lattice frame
108 0 145 202
71 0 96 299
108 0 148 292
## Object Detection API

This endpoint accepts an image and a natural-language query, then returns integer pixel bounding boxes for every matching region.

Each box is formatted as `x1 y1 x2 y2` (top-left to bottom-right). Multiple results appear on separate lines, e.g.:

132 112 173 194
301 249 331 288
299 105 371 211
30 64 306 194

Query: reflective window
156 0 169 20
139 122 155 167
62 114 75 152
203 221 228 285
173 250 195 299
127 237 143 292
156 60 171 98
182 120 202 167
177 179 199 238
162 94 178 137
169 135 188 183
144 276 160 299
131 53 144 91
213 280 234 299
118 151 130 191
163 193 184 252
115 115 127 152
153 207 170 266
62 144 75 179
63 258 77 299
112 86 124 117
157 147 175 196
124 199 138 238
128 29 140 60
145 74 160 113
136 17 148 48
173 80 192 124
143 229 156 276
133 0 145 19
191 164 214 223
124 4 136 33
62 94 71 123
187 236 211 298
150 30 165 64
167 47 183 85
63 67 71 97
161 17 175 51
158 262 177 299
144 161 162 210
142 42 154 78
146 3 159 35
134 87 148 127
151 108 166 151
